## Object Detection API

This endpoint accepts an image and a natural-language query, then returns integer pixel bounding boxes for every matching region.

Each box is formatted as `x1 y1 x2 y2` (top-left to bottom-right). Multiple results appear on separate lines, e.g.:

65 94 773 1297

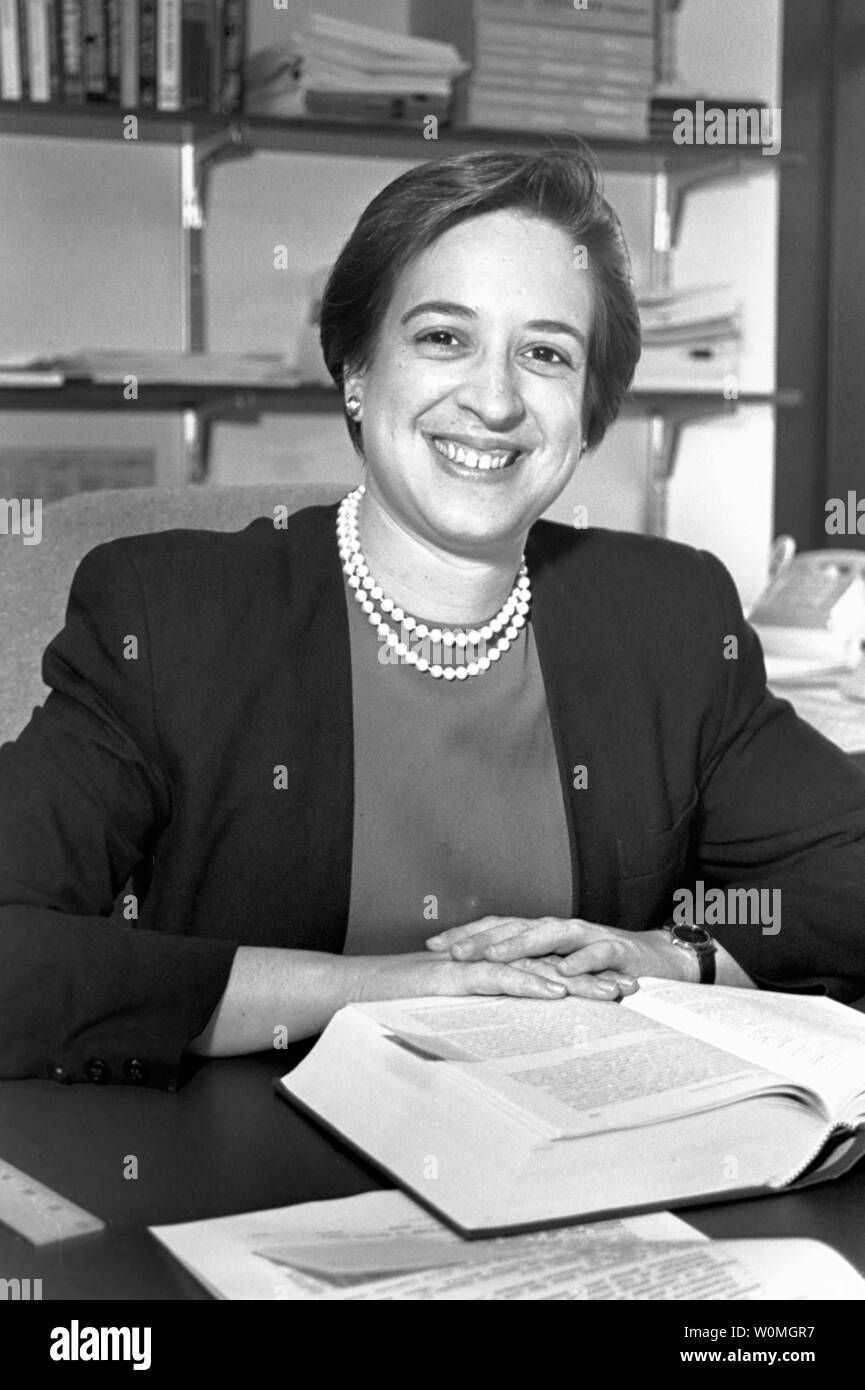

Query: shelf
0 102 798 172
0 100 795 507
0 380 802 413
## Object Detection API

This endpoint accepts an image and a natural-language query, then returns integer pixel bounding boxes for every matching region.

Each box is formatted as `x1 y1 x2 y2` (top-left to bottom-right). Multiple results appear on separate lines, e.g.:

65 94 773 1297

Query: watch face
673 924 711 949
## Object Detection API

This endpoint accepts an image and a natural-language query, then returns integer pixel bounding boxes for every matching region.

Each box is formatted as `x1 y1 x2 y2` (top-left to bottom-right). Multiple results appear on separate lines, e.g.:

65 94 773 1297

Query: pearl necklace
336 485 531 680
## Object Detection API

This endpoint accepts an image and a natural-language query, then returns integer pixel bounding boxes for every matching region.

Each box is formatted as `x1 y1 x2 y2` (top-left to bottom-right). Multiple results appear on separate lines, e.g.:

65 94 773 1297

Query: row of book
463 0 658 139
0 0 245 111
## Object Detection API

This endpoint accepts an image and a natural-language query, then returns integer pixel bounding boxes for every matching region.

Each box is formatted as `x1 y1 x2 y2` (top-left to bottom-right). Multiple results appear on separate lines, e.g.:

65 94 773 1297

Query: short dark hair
319 144 641 455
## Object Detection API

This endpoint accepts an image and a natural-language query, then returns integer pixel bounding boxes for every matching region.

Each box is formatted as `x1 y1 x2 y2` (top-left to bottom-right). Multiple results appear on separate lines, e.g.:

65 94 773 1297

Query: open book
278 980 865 1235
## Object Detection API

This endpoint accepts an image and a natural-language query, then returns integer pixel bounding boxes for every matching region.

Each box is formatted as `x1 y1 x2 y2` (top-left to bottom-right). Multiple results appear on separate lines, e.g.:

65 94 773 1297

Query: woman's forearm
187 930 759 1060
187 947 365 1056
185 945 514 1057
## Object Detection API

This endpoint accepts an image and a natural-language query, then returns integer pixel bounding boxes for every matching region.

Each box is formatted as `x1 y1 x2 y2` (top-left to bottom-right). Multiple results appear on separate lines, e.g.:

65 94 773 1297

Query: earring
346 395 362 420
580 438 588 457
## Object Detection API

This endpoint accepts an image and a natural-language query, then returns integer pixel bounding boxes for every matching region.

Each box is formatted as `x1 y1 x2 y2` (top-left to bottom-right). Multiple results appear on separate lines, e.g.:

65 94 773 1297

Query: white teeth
431 438 515 471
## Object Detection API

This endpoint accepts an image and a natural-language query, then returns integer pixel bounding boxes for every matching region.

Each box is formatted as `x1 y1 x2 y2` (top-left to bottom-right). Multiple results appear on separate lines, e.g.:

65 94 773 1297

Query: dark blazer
3 503 865 1090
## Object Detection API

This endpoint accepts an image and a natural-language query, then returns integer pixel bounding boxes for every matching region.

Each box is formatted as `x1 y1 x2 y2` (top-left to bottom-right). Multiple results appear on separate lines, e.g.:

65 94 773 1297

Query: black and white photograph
1 0 865 1356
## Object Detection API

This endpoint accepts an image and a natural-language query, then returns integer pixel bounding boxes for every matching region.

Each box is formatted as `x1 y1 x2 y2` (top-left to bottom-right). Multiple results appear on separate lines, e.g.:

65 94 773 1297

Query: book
26 0 52 101
181 0 215 110
139 0 156 104
477 19 655 63
0 0 23 98
156 0 181 109
119 0 138 106
16 0 29 97
477 0 656 35
279 979 865 1236
303 90 451 124
48 0 63 100
475 50 654 88
470 84 649 119
215 0 244 113
468 94 648 138
60 0 84 102
150 1189 865 1300
82 0 107 99
104 0 120 99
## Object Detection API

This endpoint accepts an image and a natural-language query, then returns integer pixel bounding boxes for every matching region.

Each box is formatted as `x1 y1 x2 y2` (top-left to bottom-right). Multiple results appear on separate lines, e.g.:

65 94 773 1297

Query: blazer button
84 1059 111 1084
122 1059 148 1084
51 1066 70 1084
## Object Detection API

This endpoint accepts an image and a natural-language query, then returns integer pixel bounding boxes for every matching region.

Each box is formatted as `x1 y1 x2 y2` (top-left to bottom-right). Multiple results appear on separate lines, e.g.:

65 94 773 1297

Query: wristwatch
666 924 717 984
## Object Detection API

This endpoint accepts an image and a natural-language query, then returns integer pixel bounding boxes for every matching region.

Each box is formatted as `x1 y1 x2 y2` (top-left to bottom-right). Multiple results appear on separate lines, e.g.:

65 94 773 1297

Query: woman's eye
416 329 461 348
524 345 571 367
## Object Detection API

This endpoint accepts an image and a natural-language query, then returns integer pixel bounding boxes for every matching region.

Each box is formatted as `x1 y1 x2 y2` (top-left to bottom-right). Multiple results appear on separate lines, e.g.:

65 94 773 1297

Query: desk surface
2 1045 865 1300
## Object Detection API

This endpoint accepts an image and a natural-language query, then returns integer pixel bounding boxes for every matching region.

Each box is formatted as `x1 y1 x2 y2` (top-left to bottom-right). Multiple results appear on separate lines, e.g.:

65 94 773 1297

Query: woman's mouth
430 436 521 471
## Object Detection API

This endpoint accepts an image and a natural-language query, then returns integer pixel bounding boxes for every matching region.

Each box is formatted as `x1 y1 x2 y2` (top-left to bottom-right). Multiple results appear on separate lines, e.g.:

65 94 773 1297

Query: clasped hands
424 915 697 1001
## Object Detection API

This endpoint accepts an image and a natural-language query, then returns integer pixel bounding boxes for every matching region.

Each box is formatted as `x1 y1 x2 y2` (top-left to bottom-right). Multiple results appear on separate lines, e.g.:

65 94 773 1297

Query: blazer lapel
279 503 354 953
527 524 625 929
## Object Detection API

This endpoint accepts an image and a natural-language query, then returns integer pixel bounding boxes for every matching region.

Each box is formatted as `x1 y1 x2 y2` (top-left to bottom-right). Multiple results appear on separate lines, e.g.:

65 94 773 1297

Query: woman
2 146 865 1091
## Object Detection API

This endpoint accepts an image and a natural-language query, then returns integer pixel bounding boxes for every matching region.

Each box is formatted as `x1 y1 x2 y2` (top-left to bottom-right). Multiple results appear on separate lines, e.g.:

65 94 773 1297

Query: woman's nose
455 354 525 428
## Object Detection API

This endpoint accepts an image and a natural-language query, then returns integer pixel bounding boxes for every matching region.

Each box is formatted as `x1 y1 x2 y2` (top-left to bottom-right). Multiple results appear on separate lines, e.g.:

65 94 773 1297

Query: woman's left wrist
655 926 702 983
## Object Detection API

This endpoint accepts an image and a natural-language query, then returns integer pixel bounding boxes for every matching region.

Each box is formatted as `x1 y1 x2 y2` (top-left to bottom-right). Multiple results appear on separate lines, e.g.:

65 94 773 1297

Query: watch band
667 924 717 984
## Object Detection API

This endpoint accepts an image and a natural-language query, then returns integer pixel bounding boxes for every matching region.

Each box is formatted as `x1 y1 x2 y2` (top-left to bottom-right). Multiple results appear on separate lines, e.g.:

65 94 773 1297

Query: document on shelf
149 1190 865 1301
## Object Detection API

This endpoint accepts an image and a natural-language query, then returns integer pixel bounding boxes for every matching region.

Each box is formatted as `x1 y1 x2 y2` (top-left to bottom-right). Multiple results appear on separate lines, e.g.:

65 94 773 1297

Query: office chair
0 482 349 747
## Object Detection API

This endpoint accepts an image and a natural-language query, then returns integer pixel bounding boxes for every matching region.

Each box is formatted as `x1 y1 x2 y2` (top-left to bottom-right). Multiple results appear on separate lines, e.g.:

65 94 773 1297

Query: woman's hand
425 916 697 1000
348 949 573 1003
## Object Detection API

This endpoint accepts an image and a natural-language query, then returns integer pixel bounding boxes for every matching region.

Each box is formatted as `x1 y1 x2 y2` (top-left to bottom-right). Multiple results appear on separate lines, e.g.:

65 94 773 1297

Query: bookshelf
0 104 797 534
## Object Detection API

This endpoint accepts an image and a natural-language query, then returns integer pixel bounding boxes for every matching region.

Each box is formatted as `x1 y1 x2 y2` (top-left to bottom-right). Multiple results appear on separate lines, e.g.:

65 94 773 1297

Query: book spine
208 0 222 112
475 64 651 99
27 0 52 100
0 0 23 98
82 0 107 99
104 0 120 99
139 0 156 104
476 49 653 88
476 0 656 34
60 0 84 100
471 87 648 120
16 0 29 96
478 19 654 62
216 0 244 113
118 0 137 105
49 0 63 99
181 0 212 110
157 0 181 109
470 101 648 137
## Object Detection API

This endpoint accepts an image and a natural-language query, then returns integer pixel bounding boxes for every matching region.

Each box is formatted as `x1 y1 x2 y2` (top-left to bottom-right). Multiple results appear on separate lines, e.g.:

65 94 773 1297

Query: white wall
0 0 784 602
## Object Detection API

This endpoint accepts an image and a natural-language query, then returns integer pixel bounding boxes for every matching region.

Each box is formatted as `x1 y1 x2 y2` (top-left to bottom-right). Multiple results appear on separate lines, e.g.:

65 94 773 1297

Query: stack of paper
0 352 300 389
634 284 742 391
247 13 468 121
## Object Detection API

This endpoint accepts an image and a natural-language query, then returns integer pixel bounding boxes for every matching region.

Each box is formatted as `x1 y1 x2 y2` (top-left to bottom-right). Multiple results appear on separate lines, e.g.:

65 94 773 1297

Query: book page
365 997 796 1136
626 981 865 1118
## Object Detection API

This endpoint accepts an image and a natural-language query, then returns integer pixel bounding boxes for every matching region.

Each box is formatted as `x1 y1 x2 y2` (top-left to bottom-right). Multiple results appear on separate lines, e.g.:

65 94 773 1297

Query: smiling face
345 209 593 559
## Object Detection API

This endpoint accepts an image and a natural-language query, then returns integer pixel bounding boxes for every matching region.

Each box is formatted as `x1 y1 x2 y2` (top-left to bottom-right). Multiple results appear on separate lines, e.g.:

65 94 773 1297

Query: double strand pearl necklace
336 485 531 681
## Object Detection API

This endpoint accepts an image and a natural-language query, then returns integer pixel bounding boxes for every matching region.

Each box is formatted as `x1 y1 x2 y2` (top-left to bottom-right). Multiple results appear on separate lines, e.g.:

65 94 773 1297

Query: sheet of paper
150 1190 697 1301
330 1238 865 1302
150 1190 865 1301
